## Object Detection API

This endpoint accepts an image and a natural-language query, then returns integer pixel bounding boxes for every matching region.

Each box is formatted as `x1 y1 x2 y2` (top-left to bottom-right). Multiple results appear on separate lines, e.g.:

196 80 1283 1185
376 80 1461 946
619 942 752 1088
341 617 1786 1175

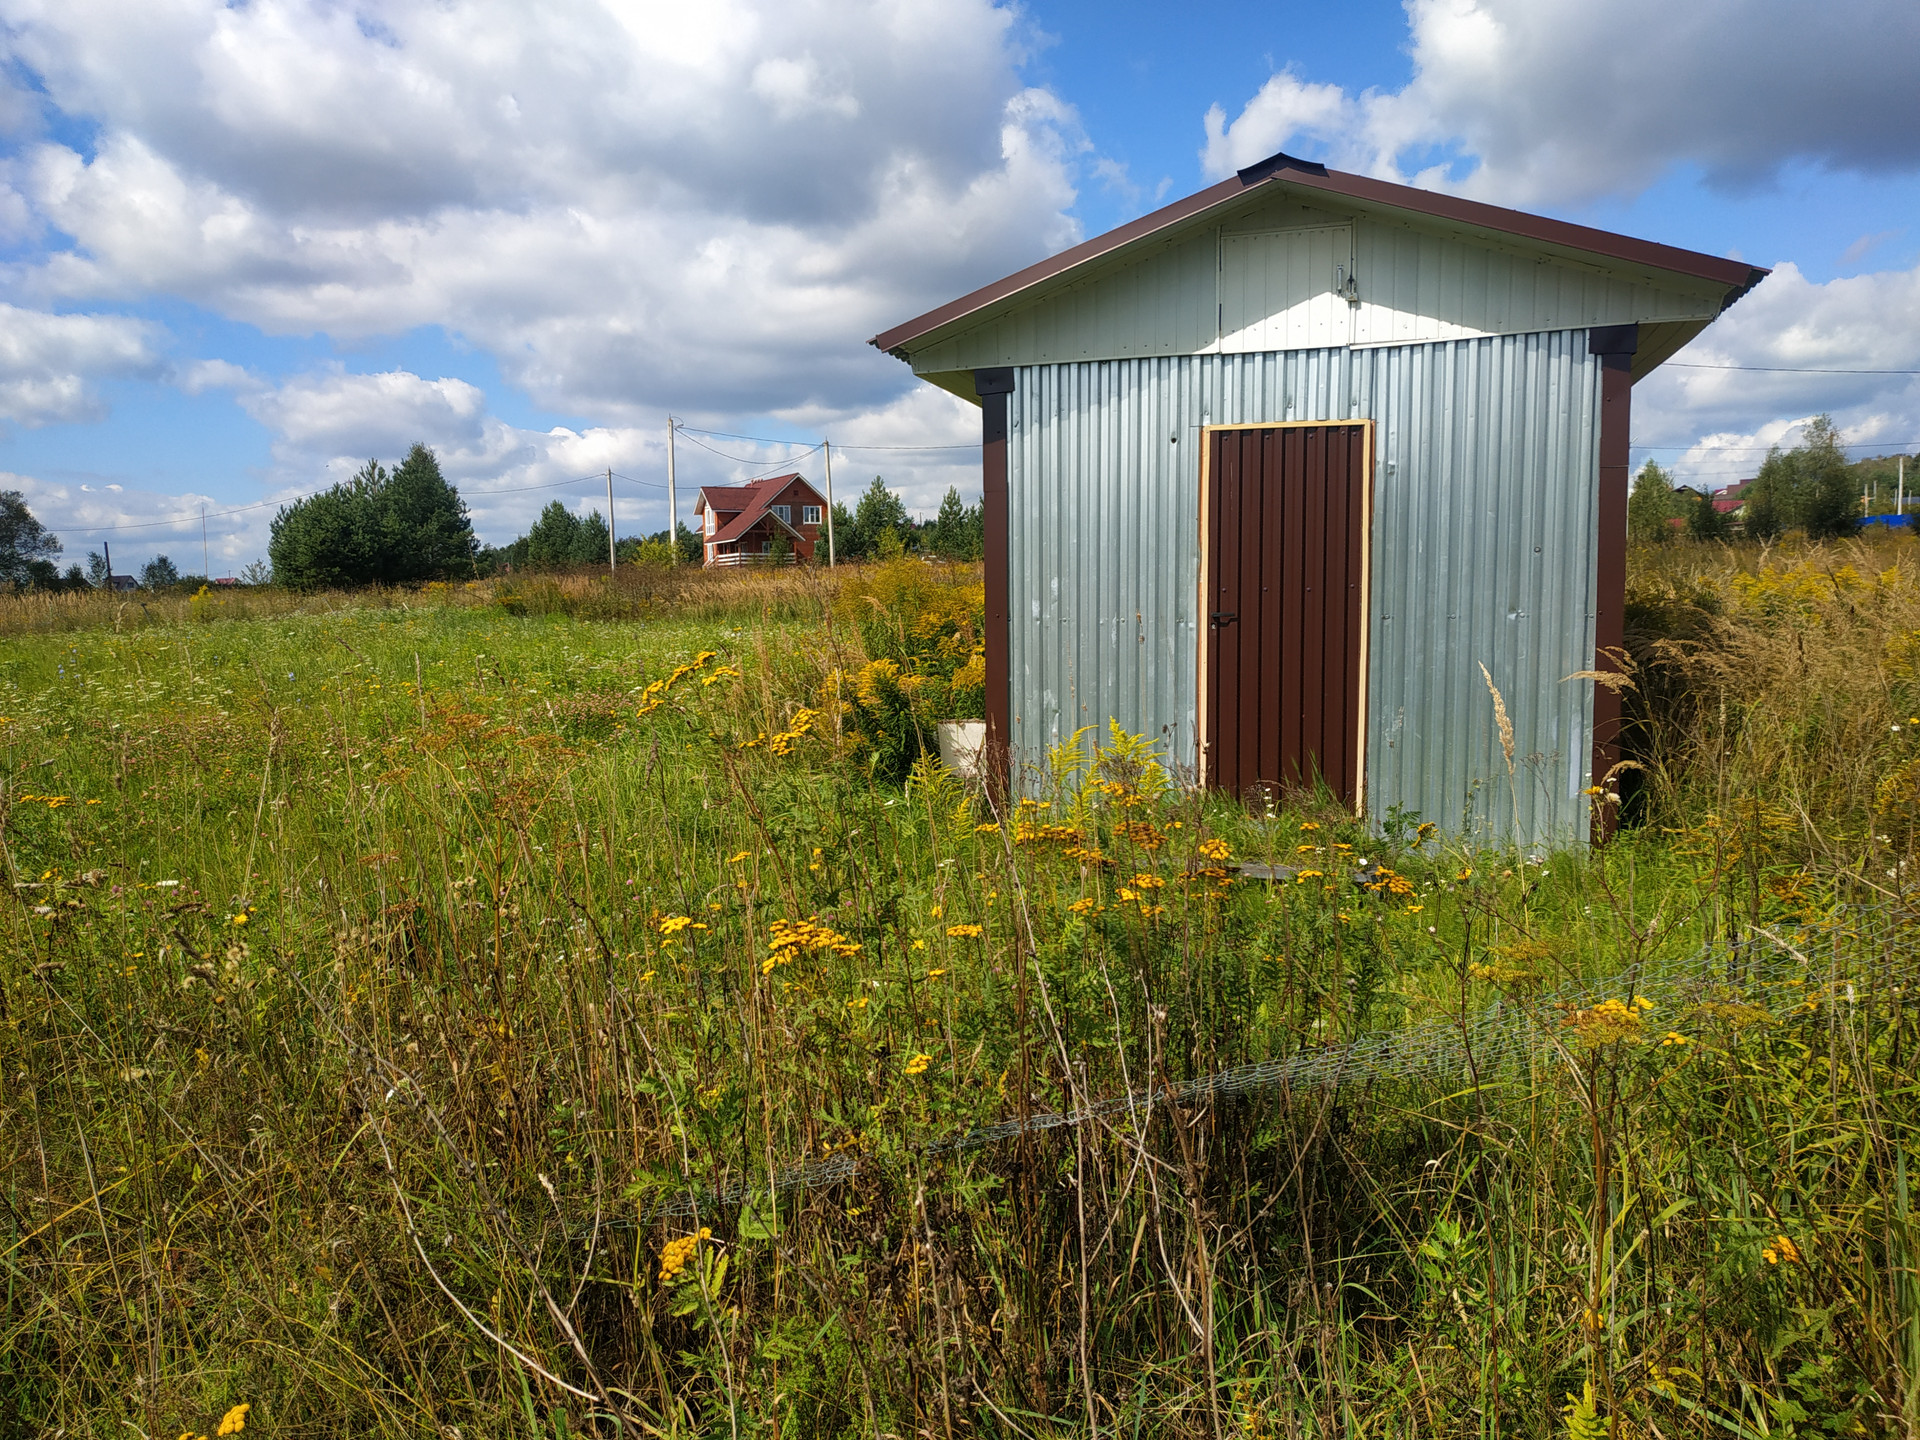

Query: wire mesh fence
629 910 1916 1222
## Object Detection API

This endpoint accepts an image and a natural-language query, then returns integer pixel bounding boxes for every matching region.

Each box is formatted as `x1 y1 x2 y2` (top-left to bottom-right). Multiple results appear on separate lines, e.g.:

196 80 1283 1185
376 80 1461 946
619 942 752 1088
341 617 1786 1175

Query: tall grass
1 546 1916 1437
0 560 841 638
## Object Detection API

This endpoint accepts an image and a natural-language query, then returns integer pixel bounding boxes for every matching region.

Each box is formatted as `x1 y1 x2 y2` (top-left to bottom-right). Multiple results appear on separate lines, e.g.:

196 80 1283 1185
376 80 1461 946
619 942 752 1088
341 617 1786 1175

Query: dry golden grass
0 559 883 637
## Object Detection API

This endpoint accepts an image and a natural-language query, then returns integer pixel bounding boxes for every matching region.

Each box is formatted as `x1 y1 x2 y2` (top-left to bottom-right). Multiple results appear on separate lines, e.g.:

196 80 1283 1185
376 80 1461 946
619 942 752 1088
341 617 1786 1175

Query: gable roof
872 150 1767 391
697 474 822 546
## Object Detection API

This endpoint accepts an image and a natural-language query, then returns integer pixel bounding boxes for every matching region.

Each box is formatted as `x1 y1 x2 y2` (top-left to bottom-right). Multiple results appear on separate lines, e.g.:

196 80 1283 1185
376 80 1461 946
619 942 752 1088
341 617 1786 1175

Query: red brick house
695 474 829 567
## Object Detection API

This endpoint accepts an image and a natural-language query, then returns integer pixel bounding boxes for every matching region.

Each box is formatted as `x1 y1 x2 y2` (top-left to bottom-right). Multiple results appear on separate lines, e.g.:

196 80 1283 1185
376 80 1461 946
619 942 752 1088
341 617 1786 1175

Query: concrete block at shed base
937 721 987 780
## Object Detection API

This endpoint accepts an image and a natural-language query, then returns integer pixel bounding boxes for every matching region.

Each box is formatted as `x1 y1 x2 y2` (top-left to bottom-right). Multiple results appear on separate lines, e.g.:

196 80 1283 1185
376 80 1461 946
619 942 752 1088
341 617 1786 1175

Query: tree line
0 447 982 593
1628 415 1902 545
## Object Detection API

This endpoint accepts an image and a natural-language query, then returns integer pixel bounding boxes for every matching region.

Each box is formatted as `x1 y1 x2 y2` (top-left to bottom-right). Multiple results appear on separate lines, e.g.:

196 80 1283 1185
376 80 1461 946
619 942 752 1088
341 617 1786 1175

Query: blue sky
0 0 1916 572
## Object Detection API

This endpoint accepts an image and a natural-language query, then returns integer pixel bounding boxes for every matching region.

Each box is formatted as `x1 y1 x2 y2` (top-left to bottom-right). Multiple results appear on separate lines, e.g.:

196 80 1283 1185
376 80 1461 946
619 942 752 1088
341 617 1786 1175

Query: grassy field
3 545 1918 1438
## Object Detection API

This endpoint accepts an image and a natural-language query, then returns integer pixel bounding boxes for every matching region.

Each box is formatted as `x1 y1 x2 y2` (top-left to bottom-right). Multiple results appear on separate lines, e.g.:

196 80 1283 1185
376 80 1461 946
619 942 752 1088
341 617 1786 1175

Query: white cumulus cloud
0 0 1086 423
1202 0 1920 207
0 304 159 425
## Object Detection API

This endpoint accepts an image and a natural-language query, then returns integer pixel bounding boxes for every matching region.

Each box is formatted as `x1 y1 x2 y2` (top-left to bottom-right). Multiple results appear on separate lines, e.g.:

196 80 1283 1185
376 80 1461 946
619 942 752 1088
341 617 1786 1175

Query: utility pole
606 467 617 574
1901 456 1907 519
102 539 113 589
822 438 837 567
666 416 680 565
201 505 210 580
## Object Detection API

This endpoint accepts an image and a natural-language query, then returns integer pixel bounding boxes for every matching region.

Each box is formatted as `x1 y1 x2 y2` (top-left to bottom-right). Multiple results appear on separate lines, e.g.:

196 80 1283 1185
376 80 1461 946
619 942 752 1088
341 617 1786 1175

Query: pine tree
270 447 474 589
522 501 586 567
928 486 968 558
269 460 388 589
851 477 909 558
381 443 477 581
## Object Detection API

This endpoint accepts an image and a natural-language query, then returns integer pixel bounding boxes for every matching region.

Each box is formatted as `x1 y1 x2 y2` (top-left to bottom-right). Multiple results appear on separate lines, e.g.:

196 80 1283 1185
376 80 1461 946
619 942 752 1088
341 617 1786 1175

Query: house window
760 538 772 553
705 510 716 536
802 505 821 525
772 504 790 524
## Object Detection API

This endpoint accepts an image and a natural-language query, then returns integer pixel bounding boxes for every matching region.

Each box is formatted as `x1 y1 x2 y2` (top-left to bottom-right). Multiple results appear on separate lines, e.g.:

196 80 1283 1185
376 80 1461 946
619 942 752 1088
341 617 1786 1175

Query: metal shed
873 151 1765 847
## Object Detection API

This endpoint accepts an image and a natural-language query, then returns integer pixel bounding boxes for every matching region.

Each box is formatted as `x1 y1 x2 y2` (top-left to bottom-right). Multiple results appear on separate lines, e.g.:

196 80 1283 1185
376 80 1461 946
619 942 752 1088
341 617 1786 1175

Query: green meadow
3 549 1918 1438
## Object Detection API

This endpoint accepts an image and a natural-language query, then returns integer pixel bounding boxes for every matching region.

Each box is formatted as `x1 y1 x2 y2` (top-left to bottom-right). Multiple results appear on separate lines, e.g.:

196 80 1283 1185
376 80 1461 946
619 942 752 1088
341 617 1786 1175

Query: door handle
1210 611 1238 627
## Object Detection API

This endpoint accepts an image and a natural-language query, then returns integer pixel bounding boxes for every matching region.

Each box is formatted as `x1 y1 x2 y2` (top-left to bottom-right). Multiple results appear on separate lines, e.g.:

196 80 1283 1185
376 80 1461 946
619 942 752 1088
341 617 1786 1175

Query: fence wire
630 912 1916 1222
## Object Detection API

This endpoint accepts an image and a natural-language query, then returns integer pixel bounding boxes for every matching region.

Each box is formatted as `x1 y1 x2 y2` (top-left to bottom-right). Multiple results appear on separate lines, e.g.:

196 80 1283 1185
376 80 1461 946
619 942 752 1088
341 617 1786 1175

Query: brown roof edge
870 151 1769 356
869 173 1246 355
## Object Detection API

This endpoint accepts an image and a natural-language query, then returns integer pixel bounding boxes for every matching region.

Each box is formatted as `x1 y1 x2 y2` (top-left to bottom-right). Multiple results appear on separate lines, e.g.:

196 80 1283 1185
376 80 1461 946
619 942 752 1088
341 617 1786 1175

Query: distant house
1712 479 1754 514
106 574 138 592
695 474 828 567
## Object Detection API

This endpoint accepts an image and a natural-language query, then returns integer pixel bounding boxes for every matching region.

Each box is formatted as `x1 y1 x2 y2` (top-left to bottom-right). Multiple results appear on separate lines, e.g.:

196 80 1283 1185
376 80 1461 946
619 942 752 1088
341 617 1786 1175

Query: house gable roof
872 150 1768 395
700 474 822 546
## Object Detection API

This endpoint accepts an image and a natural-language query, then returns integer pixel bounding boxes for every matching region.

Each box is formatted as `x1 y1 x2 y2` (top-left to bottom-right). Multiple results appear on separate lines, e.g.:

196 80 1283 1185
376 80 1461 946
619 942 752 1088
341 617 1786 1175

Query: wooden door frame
1195 419 1376 814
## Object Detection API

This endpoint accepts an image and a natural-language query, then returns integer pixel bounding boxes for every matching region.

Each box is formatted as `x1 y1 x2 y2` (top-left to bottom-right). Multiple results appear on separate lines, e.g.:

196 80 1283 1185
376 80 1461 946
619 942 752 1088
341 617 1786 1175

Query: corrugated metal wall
1006 330 1605 848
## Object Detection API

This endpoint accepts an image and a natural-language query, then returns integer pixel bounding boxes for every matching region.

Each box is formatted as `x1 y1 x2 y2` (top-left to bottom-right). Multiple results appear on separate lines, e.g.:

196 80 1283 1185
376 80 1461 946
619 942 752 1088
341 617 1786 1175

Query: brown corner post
976 367 1015 797
1589 324 1637 844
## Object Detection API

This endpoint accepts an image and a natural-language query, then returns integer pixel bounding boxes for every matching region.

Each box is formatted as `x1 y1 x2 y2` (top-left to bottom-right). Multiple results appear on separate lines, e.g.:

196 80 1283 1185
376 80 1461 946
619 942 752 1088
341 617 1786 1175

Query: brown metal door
1204 423 1369 806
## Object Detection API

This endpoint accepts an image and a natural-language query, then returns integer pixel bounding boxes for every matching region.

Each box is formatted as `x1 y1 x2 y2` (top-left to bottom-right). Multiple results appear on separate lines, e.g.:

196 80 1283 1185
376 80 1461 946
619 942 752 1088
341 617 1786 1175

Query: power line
672 424 811 446
671 422 979 454
836 442 981 452
464 472 621 497
676 431 818 467
1665 362 1920 375
1632 441 1920 453
53 470 620 537
56 496 287 536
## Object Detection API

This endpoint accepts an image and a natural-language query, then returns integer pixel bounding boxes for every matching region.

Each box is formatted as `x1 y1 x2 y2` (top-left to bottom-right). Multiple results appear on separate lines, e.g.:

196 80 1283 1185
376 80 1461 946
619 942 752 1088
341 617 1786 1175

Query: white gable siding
911 212 1727 377
1218 226 1353 351
906 227 1219 376
1349 223 1722 346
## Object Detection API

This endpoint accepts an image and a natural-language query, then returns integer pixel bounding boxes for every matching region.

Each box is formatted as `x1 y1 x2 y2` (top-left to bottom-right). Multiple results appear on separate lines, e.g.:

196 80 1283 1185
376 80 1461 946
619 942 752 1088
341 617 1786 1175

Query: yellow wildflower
1564 997 1645 1050
946 923 984 938
659 1227 713 1281
1197 837 1231 861
726 850 750 863
1761 1234 1802 1266
904 1053 931 1075
216 1405 250 1437
659 915 693 935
